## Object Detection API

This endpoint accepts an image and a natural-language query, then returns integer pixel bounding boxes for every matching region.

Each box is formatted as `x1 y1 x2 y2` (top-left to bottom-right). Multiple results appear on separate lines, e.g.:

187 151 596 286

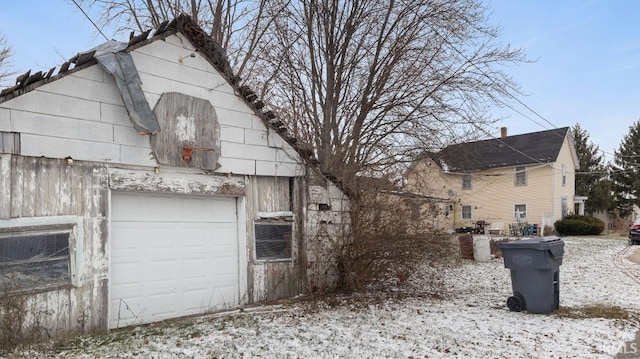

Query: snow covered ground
8 236 640 358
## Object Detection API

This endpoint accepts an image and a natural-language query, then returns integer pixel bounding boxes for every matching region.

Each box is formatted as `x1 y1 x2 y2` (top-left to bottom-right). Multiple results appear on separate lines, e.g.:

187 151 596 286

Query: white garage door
110 192 239 328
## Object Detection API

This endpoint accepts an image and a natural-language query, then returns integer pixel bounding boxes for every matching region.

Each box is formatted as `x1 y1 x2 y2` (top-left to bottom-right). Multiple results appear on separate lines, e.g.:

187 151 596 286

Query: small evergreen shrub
554 215 605 235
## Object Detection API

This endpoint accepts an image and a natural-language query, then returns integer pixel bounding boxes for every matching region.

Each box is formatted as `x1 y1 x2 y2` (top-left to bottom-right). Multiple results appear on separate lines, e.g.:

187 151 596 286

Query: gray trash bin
496 236 564 314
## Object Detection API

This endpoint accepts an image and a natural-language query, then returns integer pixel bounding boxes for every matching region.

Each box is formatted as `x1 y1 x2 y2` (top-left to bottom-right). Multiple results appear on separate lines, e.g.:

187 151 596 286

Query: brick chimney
500 127 507 139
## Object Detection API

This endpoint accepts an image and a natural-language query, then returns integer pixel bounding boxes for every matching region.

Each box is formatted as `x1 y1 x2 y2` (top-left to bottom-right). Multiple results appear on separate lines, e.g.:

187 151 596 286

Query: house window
0 216 83 291
514 204 527 221
462 174 472 190
461 205 472 220
562 164 567 186
255 222 293 260
514 166 527 186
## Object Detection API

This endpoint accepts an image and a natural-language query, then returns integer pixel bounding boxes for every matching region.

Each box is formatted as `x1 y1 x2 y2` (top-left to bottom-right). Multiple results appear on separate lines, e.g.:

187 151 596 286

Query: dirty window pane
255 223 292 260
462 174 472 189
461 205 472 220
0 231 71 289
514 166 527 186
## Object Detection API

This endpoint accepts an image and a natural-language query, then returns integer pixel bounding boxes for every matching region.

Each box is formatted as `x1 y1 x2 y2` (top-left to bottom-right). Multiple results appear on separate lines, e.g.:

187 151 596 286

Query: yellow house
407 127 582 235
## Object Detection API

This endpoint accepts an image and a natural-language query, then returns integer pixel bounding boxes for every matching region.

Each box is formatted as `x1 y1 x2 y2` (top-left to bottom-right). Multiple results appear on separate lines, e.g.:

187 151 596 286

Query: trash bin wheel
507 295 524 312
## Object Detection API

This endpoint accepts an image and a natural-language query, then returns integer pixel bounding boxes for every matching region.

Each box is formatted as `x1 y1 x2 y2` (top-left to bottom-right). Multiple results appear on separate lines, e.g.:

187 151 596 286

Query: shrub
554 215 605 235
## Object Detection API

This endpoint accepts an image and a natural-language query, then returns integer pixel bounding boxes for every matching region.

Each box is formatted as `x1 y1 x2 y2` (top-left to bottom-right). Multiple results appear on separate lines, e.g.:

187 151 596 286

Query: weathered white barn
0 15 348 335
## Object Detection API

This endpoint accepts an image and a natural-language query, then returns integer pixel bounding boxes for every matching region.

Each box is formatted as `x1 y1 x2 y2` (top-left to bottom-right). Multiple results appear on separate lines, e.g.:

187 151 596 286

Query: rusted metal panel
108 168 245 196
151 92 221 170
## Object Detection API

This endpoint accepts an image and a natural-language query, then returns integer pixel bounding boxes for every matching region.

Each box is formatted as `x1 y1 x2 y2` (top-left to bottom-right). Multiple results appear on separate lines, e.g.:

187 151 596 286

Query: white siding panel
138 72 206 99
216 158 255 175
70 65 107 82
255 161 305 177
133 52 209 89
11 110 114 143
221 141 277 162
207 90 248 113
204 70 235 95
215 108 253 128
245 129 267 146
113 125 151 146
0 108 10 131
220 125 245 143
276 148 302 164
3 90 100 122
119 145 156 167
21 134 121 162
100 103 131 126
38 73 122 105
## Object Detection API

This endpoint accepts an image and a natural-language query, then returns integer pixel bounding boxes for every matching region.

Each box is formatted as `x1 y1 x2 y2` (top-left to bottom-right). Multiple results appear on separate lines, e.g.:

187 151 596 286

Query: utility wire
71 0 109 42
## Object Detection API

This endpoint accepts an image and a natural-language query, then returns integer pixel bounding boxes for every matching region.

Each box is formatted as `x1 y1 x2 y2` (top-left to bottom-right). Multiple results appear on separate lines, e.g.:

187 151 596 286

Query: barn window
0 216 83 291
254 222 293 260
462 174 472 189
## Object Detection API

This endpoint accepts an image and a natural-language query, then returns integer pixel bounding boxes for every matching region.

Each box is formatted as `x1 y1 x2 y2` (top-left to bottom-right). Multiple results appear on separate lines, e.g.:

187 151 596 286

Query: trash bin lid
496 236 564 258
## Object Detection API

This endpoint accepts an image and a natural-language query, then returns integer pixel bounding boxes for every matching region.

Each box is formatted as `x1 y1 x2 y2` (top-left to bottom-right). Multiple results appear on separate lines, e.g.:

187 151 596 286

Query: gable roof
428 127 571 172
0 14 312 161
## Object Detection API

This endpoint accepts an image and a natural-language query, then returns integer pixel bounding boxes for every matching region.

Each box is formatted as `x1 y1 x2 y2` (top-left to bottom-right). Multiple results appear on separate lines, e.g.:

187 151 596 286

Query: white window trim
0 215 84 287
461 205 472 220
514 166 527 186
462 174 472 190
562 164 567 187
514 204 527 221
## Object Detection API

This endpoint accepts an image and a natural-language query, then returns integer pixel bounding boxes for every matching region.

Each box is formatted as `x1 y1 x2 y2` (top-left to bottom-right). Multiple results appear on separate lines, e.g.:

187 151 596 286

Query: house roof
0 14 312 161
428 127 571 172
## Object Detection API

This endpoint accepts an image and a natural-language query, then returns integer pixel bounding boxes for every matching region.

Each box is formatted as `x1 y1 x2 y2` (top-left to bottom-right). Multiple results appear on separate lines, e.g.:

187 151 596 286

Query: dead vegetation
554 304 639 322
308 176 457 297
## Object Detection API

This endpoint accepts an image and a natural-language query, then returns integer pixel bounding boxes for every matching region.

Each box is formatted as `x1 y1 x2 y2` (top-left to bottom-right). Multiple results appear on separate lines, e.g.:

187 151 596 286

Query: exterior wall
0 33 304 177
0 155 109 336
408 136 577 234
0 33 350 338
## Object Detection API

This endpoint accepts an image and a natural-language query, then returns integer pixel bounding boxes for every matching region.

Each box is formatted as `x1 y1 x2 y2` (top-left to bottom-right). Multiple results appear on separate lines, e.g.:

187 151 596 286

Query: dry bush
0 279 52 354
328 184 456 294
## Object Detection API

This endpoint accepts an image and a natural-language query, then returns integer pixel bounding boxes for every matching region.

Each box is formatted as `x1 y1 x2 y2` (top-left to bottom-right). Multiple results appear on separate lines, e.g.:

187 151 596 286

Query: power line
71 0 109 42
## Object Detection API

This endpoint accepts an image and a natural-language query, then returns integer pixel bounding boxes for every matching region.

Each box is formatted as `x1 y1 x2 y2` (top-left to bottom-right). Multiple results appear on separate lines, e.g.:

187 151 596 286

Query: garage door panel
110 192 240 329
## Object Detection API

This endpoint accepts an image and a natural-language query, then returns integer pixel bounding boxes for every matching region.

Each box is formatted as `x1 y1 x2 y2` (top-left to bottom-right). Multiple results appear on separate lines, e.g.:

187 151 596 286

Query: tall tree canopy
611 119 640 217
78 0 526 179
572 123 612 214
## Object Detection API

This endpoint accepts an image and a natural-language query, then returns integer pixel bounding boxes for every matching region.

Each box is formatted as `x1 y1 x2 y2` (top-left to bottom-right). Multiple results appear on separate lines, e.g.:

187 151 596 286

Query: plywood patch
151 92 220 170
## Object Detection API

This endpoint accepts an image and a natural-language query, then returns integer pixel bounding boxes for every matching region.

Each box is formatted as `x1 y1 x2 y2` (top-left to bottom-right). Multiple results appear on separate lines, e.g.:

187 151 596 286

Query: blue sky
1 1 639 163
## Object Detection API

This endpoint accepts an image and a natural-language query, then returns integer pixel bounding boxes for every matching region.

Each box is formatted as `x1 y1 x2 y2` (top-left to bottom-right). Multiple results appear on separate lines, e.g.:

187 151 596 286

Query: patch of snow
9 237 640 358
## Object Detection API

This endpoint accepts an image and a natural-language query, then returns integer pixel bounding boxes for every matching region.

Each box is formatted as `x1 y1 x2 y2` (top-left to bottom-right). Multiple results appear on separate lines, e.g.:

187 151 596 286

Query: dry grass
554 304 639 321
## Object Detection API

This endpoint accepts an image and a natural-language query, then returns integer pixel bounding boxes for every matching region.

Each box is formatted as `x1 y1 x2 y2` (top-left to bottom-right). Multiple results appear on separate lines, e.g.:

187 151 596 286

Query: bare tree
75 0 280 83
261 0 525 177
76 0 525 179
0 32 15 87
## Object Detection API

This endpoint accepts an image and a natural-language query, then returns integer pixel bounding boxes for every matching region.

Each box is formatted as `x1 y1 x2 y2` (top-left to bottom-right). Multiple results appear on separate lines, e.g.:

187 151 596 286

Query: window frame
461 205 472 220
0 216 83 291
514 166 527 186
462 174 472 190
253 216 294 262
562 164 567 187
514 204 527 221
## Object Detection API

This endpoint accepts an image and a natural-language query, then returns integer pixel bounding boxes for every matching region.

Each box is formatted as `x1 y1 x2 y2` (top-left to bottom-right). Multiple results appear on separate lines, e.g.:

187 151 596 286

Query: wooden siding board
0 154 10 218
108 168 245 196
